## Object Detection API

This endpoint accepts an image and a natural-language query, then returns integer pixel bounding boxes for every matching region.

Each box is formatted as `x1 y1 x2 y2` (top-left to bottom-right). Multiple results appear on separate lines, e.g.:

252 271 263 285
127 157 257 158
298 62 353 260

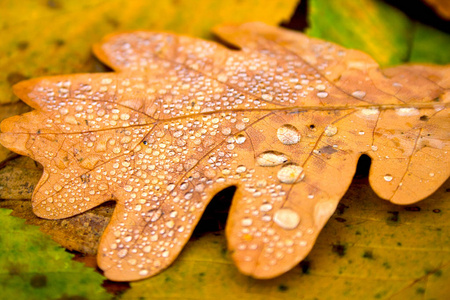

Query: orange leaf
1 22 449 281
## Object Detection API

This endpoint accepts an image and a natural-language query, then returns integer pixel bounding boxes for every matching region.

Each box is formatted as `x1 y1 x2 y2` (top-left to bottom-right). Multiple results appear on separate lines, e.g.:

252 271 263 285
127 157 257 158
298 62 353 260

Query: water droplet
317 91 328 98
314 201 335 227
371 145 378 151
261 94 273 101
180 182 189 190
316 84 326 91
277 124 301 145
147 209 163 222
358 131 365 135
235 134 246 144
236 165 247 173
395 107 419 116
217 73 228 83
59 107 69 115
256 151 288 167
241 218 253 226
273 208 300 230
260 203 273 212
324 125 338 137
384 175 393 182
117 249 128 258
352 90 366 99
221 127 231 135
139 270 148 276
277 163 304 184
429 173 435 177
184 158 198 171
361 108 379 116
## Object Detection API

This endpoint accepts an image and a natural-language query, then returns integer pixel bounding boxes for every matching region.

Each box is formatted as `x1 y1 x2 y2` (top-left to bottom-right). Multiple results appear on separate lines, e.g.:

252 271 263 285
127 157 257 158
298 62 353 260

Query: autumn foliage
0 23 449 281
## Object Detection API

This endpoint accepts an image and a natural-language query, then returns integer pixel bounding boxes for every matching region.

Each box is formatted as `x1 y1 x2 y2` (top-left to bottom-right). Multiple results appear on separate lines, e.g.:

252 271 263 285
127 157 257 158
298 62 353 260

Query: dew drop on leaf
316 91 328 98
241 218 253 226
277 124 301 145
273 208 301 230
235 134 246 144
256 151 288 167
277 163 304 184
384 174 393 182
351 90 366 99
260 203 273 212
236 165 247 173
324 125 338 137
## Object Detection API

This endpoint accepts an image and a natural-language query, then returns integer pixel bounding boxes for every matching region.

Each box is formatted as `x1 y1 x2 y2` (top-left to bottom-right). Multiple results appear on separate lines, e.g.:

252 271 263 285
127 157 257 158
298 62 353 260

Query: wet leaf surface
1 23 448 282
125 178 450 299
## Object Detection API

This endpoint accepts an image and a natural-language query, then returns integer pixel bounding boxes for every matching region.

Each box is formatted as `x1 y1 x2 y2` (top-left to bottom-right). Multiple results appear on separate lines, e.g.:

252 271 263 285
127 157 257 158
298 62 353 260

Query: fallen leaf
307 0 450 66
423 0 450 20
126 178 450 299
0 208 110 300
0 22 449 281
0 0 297 104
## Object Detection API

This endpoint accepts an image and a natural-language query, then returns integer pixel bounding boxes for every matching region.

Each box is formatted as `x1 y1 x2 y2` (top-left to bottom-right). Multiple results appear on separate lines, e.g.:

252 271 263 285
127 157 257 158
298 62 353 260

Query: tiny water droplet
117 249 128 258
351 90 366 99
260 203 273 212
236 165 247 173
261 94 273 101
317 91 328 98
384 174 393 182
241 218 253 226
273 208 300 230
277 124 301 145
235 134 246 144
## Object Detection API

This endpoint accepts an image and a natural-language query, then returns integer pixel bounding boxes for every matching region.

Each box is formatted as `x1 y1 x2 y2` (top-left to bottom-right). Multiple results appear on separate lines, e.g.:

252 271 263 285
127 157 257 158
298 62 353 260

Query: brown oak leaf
0 22 449 281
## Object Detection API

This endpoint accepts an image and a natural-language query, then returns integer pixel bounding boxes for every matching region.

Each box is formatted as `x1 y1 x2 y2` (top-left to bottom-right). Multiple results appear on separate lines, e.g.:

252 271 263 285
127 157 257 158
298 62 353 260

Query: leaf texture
0 22 449 281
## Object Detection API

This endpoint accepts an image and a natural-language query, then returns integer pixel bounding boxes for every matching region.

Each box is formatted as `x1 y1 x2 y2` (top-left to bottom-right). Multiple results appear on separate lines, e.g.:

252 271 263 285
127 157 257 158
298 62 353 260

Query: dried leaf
0 0 297 105
0 22 449 281
422 0 450 20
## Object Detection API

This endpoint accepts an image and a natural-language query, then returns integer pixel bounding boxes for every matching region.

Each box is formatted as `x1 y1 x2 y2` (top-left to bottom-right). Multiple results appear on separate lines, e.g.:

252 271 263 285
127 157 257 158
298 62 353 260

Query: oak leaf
0 22 449 281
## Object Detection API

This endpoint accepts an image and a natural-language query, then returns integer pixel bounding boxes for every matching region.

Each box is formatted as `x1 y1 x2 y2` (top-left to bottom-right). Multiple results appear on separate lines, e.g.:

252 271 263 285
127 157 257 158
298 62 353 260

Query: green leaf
409 23 450 64
307 0 450 66
0 208 110 300
306 0 412 66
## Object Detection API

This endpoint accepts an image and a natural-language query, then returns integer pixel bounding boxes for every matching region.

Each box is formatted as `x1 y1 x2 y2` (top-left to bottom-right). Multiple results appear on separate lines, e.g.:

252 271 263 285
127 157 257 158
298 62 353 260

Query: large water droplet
277 163 304 184
256 151 288 167
273 208 300 230
324 125 338 137
277 124 301 145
